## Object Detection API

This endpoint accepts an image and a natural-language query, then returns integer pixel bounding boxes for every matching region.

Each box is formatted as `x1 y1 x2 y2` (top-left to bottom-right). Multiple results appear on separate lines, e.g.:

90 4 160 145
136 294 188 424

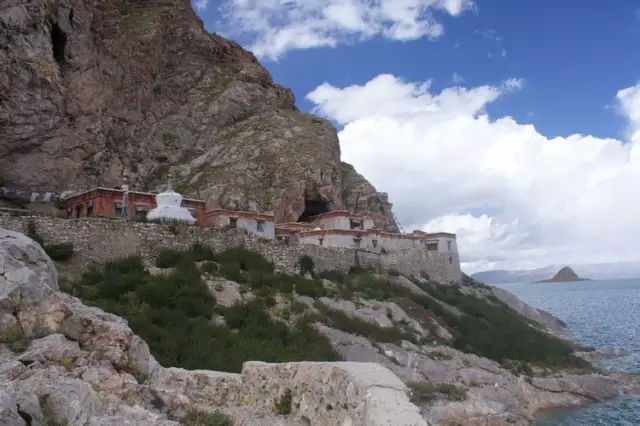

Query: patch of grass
316 269 346 284
290 300 308 314
156 243 216 268
44 243 74 262
314 302 411 344
0 323 29 353
184 409 233 426
408 381 467 403
274 389 292 415
155 248 183 268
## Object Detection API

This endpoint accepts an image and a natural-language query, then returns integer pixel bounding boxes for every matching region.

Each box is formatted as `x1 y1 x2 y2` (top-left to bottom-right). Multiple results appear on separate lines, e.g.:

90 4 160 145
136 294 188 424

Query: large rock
0 0 396 228
0 228 58 315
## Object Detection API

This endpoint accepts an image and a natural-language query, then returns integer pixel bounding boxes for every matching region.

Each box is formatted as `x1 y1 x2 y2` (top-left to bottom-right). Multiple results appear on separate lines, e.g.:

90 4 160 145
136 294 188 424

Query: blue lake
494 279 640 425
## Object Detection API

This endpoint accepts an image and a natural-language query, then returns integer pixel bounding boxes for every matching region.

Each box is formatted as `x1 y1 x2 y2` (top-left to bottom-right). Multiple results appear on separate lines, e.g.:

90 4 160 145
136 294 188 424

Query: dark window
350 219 363 230
75 204 83 218
229 218 238 229
319 237 324 246
447 241 452 251
426 242 438 251
449 256 453 265
188 208 197 219
114 202 124 217
51 23 67 64
353 237 362 248
135 204 149 220
257 220 265 232
86 203 94 217
372 240 378 248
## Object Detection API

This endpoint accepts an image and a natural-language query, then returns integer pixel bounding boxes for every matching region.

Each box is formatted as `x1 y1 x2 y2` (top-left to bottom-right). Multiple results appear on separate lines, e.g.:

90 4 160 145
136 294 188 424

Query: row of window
69 202 197 220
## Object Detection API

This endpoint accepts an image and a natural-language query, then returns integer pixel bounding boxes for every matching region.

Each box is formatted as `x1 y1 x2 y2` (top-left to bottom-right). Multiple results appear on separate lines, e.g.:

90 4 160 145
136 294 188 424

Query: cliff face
0 0 395 227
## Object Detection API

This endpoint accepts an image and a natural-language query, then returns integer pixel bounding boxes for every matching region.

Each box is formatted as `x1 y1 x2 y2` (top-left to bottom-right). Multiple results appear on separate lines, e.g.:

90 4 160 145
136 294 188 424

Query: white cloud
307 75 640 274
452 72 464 84
617 83 640 141
501 77 524 92
219 0 475 60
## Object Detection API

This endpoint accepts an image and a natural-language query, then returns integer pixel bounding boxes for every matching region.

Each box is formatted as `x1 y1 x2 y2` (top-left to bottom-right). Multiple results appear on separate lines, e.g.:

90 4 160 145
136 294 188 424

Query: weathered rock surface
0 0 396 228
1 228 424 424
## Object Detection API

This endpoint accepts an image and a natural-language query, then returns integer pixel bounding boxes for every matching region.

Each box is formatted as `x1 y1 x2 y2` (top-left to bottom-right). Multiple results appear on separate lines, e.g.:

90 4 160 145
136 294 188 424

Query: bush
45 243 74 262
294 277 325 299
184 409 233 426
26 220 44 246
201 261 219 275
316 269 346 283
298 255 314 276
214 248 274 274
155 248 184 268
315 302 410 344
274 389 292 415
189 243 216 262
408 381 467 403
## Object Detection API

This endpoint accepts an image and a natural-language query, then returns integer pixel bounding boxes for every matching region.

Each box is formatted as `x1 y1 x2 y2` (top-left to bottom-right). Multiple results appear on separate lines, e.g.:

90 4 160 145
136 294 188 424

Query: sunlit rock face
147 191 195 224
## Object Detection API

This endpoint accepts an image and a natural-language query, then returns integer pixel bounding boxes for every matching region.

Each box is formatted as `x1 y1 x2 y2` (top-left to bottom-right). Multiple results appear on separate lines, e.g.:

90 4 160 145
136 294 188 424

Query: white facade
208 211 275 239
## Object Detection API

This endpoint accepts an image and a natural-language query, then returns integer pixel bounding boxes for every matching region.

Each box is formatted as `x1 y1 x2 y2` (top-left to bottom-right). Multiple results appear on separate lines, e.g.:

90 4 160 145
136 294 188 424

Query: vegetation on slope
62 246 337 372
62 243 586 374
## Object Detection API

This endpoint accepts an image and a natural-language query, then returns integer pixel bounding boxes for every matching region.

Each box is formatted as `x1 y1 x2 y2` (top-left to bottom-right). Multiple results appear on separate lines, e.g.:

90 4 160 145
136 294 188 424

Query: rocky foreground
1 228 639 425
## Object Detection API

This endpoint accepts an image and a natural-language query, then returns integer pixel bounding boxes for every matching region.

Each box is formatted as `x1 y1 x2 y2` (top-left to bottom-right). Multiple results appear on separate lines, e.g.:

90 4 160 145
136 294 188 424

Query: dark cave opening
51 23 67 64
298 199 329 222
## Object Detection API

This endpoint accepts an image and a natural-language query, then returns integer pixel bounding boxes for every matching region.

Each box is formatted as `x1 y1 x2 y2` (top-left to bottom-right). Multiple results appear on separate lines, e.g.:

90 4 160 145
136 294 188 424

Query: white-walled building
207 209 275 239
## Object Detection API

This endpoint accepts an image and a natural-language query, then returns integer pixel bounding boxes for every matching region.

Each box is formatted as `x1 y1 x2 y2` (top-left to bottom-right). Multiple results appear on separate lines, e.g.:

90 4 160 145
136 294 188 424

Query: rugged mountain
0 0 395 227
474 262 640 284
536 266 588 283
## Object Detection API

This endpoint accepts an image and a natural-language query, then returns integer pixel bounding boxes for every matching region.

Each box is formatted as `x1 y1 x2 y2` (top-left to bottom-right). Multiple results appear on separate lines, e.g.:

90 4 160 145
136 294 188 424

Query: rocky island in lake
536 266 590 283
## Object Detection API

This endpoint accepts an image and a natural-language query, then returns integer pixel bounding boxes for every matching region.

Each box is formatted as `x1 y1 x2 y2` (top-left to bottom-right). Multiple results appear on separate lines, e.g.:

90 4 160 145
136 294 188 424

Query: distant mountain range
472 262 640 284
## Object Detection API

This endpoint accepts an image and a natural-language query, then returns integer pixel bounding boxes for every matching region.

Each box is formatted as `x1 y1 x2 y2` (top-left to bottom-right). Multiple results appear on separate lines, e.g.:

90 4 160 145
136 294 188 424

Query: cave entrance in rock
298 199 329 222
51 23 67 64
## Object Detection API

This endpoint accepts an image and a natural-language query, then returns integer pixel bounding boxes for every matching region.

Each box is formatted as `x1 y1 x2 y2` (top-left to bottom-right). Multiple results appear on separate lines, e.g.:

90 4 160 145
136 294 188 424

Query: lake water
494 279 640 425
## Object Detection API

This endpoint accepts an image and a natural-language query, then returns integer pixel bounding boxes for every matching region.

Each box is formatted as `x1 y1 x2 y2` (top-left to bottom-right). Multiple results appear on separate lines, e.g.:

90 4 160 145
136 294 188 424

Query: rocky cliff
0 0 395 227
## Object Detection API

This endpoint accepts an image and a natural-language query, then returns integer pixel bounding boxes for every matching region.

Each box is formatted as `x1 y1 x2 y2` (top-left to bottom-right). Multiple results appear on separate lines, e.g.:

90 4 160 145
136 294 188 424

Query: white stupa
147 173 195 224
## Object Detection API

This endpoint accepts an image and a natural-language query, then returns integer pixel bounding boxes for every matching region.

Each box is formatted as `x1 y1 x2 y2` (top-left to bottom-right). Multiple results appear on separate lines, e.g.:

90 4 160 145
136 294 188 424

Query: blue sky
192 1 640 273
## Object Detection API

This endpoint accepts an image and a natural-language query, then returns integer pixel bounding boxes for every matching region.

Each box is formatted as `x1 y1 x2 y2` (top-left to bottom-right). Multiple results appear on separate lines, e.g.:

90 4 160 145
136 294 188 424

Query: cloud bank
307 76 640 273
218 0 475 60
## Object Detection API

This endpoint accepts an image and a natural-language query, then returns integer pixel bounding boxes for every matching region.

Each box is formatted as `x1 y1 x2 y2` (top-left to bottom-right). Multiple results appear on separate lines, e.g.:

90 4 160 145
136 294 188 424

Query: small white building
306 211 375 231
207 209 275 239
147 190 196 224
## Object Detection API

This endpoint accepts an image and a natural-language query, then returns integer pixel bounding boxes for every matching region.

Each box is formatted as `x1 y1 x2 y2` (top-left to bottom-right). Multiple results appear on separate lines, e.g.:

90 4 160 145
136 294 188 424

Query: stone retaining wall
0 216 461 283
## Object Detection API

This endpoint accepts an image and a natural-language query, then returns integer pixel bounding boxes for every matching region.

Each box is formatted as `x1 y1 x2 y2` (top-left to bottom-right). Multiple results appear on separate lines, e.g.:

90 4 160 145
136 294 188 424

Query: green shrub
298 255 314 276
0 323 29 353
155 248 184 268
201 261 219 275
294 277 325 299
45 243 74 262
220 261 243 282
214 248 274 274
290 300 308 314
184 409 233 426
408 381 467 403
189 243 216 262
274 389 292 415
315 302 410 344
26 220 44 246
316 269 346 283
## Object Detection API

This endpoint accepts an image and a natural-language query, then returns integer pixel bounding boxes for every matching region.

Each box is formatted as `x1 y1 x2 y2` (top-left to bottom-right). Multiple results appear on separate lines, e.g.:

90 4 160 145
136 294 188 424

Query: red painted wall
64 188 207 226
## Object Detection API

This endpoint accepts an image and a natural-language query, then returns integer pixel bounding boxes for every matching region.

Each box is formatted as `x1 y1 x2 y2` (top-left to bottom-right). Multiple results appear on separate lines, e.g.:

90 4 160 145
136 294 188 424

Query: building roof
63 187 205 205
207 209 275 221
306 210 373 222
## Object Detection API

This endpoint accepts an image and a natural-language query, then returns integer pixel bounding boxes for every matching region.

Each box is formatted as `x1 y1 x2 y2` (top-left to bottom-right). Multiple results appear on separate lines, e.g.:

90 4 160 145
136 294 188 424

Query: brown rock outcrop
0 0 396 228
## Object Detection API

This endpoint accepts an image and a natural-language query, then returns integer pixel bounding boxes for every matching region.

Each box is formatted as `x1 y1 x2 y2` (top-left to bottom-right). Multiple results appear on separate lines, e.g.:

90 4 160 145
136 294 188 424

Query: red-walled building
63 188 207 226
